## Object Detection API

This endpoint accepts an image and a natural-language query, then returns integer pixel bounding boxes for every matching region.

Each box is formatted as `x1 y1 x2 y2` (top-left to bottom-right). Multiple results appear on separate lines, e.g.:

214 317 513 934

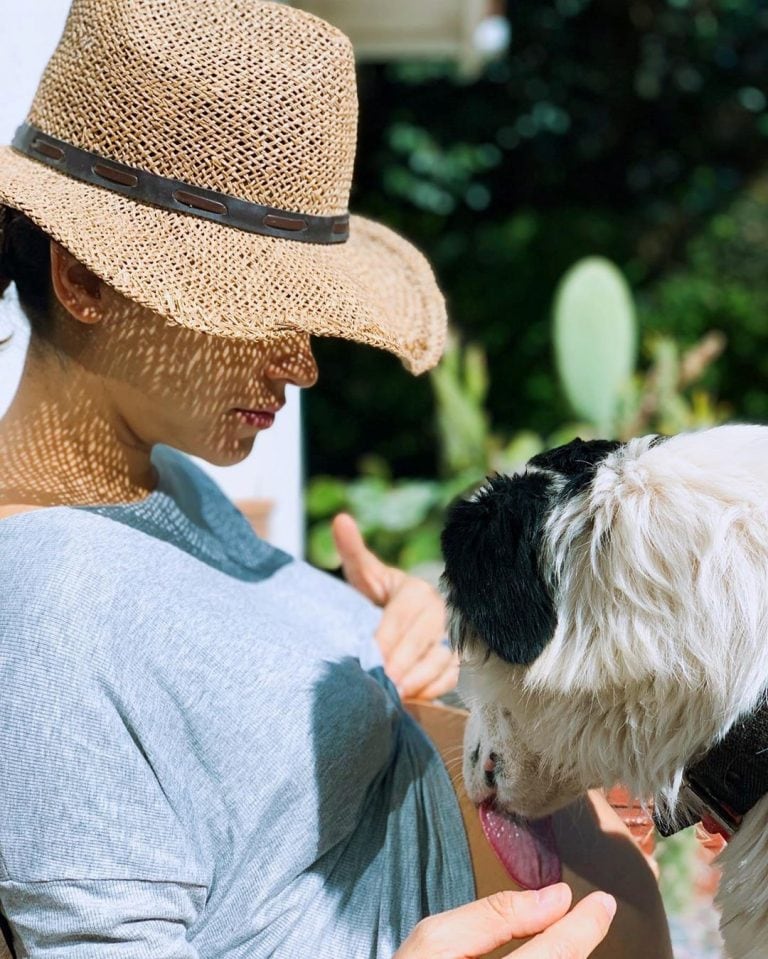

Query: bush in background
307 0 768 479
307 257 726 573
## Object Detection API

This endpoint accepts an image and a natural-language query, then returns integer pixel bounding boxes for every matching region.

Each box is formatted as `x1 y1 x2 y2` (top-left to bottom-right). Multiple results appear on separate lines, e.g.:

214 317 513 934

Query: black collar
653 697 768 841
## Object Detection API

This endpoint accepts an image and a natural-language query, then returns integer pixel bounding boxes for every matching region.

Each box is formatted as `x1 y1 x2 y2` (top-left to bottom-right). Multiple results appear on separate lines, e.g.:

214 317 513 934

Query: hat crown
27 0 358 217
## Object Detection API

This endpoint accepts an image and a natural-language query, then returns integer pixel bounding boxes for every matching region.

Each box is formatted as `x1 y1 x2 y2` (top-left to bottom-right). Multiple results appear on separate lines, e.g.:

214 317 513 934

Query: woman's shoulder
0 512 128 713
0 497 125 558
0 504 126 609
0 495 152 564
0 500 181 657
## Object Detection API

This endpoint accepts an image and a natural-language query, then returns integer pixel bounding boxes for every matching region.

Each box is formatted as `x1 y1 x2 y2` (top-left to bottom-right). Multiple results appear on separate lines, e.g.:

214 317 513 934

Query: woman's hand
332 513 459 700
394 884 617 959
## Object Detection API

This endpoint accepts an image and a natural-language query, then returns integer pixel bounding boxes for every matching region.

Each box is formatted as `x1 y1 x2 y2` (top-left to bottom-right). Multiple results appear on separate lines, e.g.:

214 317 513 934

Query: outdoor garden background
304 3 768 956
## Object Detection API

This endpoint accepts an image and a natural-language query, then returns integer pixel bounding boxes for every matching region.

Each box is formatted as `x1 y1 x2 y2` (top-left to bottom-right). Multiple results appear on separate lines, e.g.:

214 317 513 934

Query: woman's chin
188 435 257 468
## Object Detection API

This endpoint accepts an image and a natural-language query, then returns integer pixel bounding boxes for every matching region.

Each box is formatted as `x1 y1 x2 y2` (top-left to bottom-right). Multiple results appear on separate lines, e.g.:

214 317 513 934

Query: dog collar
653 697 768 842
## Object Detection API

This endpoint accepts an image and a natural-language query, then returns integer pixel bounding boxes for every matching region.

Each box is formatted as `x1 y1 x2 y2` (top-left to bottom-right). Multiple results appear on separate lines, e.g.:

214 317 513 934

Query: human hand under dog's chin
333 513 460 700
394 884 616 959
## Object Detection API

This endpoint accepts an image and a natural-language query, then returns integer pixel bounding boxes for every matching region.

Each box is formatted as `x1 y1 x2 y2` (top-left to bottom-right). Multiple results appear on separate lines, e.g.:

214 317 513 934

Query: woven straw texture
0 0 447 374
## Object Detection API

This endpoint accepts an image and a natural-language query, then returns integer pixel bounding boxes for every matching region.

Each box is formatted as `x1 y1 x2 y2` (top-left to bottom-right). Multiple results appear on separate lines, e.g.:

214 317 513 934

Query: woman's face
50 246 319 467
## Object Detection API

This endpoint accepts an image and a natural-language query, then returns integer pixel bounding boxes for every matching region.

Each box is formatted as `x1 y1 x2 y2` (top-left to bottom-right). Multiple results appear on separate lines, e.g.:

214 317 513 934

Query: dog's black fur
529 438 623 494
441 438 623 666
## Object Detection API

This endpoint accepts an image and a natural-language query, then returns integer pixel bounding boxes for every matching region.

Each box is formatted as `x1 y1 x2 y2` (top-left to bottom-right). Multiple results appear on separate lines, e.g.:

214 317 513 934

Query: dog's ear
441 472 556 665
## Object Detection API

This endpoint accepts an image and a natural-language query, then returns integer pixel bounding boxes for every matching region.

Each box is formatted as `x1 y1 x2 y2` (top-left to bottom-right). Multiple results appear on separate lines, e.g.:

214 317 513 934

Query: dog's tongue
479 801 562 890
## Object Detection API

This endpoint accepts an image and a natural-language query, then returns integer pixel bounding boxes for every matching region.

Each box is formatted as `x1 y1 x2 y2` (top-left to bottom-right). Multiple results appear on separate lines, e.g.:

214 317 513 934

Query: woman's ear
50 241 103 324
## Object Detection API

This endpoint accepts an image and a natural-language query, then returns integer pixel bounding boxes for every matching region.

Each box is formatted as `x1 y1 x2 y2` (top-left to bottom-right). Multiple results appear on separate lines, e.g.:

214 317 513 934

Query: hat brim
0 146 446 374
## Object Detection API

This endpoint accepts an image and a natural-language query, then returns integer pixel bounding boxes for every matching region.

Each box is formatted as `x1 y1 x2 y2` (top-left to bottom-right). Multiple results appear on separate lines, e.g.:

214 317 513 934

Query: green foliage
656 831 702 915
307 3 768 480
306 463 473 572
431 334 489 475
383 122 503 216
307 258 727 571
641 173 768 423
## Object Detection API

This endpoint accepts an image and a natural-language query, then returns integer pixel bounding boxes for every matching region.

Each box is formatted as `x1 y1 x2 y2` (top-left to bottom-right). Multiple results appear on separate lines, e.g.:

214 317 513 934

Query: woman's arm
0 879 205 959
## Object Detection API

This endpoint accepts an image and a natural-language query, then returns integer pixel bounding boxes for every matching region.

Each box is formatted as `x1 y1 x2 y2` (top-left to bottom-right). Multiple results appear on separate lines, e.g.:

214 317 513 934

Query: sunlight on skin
0 242 318 510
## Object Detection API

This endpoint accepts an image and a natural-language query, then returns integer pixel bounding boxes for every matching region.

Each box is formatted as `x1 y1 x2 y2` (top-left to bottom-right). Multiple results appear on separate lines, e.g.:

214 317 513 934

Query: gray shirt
0 445 473 958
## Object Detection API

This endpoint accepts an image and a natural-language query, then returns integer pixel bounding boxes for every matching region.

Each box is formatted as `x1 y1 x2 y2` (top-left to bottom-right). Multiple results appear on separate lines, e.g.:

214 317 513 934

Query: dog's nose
484 752 498 788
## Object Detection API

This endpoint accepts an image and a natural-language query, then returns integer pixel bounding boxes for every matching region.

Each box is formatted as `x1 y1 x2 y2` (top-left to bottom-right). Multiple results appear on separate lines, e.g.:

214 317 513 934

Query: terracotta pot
235 498 273 540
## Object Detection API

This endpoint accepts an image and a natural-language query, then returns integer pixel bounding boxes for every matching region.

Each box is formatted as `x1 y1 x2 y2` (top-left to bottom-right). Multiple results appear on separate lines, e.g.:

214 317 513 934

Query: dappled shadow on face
0 284 318 509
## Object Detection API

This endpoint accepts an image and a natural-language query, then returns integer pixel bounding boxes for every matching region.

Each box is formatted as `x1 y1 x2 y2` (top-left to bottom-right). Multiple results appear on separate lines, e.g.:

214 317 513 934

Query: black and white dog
441 425 768 959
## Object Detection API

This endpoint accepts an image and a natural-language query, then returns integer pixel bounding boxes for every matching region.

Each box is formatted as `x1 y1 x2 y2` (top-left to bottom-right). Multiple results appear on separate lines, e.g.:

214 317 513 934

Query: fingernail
595 893 617 919
535 884 568 907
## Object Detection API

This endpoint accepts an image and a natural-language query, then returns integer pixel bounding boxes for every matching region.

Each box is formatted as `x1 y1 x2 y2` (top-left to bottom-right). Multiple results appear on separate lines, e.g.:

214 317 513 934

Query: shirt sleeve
0 577 210 957
0 878 205 958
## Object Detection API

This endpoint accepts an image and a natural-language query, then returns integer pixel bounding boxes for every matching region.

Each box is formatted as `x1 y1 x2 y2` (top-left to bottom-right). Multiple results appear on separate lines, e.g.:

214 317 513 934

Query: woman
0 2 672 957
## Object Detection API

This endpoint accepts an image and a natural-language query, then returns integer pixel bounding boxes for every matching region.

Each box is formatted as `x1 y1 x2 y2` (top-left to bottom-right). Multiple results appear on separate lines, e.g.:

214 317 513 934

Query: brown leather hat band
12 123 350 244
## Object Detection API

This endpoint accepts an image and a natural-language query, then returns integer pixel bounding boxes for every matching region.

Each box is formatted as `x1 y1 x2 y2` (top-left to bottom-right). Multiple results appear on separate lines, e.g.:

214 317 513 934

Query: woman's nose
264 336 319 389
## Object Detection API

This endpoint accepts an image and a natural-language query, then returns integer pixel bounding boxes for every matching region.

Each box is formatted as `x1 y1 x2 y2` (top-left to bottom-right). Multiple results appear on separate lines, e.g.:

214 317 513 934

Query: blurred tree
642 172 768 421
307 0 768 477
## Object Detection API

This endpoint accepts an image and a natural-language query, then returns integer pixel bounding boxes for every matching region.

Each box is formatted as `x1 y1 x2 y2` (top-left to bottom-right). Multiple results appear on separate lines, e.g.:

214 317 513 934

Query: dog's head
442 426 768 818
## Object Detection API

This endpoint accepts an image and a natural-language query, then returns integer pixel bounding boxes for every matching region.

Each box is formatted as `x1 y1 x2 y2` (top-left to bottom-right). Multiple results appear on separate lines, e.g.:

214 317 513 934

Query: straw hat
0 0 447 374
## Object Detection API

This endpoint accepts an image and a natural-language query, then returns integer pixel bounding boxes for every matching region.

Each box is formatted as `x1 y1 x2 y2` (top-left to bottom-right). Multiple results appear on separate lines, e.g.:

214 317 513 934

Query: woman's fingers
394 887 617 959
377 577 445 667
399 644 459 700
394 885 573 959
513 890 617 959
332 513 398 605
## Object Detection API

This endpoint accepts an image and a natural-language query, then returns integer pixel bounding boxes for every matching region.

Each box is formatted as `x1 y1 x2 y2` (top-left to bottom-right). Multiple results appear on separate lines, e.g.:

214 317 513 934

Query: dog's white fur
458 424 768 959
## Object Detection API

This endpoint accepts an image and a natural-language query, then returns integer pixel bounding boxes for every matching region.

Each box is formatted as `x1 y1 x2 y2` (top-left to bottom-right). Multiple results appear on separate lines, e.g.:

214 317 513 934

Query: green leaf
346 477 390 532
464 343 489 405
399 523 444 568
358 454 391 480
305 476 349 519
554 257 638 435
431 336 491 475
307 521 340 570
546 423 597 448
372 482 439 532
493 431 545 473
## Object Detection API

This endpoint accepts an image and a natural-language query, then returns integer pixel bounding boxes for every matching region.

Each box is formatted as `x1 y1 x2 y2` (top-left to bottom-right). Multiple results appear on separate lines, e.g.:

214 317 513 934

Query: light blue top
0 445 473 958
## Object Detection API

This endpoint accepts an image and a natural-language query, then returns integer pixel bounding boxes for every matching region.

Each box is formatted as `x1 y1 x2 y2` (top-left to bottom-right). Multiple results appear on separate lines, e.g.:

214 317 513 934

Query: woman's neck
0 342 158 508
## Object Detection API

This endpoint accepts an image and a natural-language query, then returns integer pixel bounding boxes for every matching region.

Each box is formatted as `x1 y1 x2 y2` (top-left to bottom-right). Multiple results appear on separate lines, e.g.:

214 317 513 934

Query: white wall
0 0 305 556
0 289 31 414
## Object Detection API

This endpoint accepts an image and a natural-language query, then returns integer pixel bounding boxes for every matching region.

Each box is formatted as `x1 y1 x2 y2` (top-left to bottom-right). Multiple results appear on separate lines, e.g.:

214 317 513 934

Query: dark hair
0 209 54 340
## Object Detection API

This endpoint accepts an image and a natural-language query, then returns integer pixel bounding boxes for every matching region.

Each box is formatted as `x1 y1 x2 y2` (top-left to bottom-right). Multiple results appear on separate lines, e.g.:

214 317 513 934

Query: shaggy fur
441 425 768 959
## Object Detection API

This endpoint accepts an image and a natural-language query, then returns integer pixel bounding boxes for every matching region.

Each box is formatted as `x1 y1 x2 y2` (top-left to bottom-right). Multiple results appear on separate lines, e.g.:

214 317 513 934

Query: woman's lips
231 408 277 429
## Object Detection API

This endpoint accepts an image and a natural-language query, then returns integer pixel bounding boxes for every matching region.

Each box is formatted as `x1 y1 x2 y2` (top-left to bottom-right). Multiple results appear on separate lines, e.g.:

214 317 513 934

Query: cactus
553 256 638 436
